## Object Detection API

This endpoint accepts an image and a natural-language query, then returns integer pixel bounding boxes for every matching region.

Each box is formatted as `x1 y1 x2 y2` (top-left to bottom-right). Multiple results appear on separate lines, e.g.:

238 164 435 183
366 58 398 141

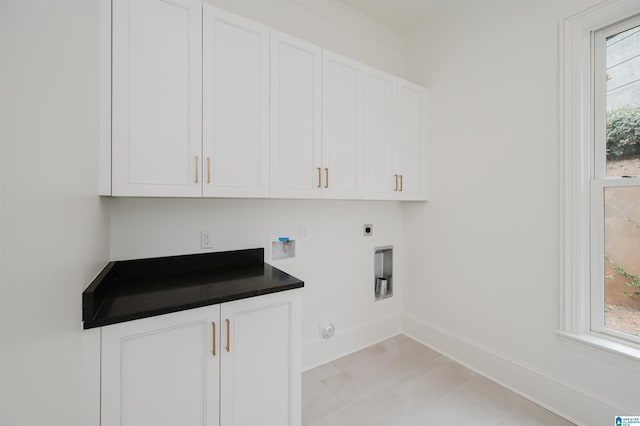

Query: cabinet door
220 290 302 426
101 306 220 426
363 67 398 200
111 0 202 197
203 5 270 198
397 79 429 201
270 31 322 199
322 51 364 199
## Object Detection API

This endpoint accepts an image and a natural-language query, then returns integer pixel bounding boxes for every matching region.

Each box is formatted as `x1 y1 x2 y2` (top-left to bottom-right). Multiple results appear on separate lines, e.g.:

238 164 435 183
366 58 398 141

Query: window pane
604 186 640 337
606 25 640 176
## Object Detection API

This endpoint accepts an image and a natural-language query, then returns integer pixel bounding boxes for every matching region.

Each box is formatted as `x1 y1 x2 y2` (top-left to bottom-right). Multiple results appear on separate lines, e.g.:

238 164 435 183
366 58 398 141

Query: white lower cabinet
220 292 301 426
101 290 301 426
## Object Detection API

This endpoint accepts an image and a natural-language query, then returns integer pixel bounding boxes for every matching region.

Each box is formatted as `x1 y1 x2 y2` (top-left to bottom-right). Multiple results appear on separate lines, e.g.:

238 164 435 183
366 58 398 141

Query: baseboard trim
403 314 629 426
302 314 402 371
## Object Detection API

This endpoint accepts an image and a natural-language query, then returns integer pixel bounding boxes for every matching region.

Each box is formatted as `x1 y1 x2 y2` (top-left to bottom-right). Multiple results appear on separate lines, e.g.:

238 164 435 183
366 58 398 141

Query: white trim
403 315 632 426
557 330 640 371
559 9 593 336
559 0 640 362
590 181 606 333
290 0 403 53
99 0 112 196
82 327 101 426
593 24 607 181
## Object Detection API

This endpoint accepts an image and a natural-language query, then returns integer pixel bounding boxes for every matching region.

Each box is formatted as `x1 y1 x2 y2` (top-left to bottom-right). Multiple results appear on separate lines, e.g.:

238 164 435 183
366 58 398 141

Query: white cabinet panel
101 290 301 426
270 31 322 199
101 305 220 426
322 51 364 199
220 290 301 426
363 67 398 199
397 79 429 200
203 5 270 198
105 1 426 201
111 0 202 197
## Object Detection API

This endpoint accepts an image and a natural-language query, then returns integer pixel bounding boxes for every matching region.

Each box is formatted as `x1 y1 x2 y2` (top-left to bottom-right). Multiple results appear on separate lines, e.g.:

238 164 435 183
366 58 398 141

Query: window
593 18 640 343
560 0 640 363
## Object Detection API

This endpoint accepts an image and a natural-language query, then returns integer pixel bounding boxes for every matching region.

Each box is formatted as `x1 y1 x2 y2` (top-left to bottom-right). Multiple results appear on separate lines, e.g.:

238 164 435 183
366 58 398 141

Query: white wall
0 1 110 426
13 0 632 424
111 198 404 369
402 0 640 424
109 0 407 370
203 0 404 75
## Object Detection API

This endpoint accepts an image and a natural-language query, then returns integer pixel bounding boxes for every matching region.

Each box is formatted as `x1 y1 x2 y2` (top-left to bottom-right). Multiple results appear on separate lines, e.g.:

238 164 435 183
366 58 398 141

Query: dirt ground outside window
604 158 640 338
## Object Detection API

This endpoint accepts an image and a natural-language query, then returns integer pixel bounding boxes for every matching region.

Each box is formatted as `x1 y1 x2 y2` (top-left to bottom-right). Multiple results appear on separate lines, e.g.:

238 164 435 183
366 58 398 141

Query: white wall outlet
300 225 309 241
200 231 214 249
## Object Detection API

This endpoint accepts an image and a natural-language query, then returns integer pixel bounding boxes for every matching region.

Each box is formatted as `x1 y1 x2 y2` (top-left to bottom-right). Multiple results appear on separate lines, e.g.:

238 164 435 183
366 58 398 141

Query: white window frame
592 16 640 343
559 0 640 367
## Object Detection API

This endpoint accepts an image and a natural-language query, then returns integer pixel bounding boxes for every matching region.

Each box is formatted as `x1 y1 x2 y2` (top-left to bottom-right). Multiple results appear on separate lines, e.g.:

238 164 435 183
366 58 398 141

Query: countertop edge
82 249 307 330
83 281 304 329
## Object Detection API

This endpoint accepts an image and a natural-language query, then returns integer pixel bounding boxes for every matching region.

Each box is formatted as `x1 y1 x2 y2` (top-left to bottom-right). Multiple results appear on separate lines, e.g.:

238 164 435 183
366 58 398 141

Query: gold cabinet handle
207 157 211 184
399 175 403 192
212 321 216 356
324 168 329 189
195 156 199 184
225 318 230 352
317 167 321 188
394 174 398 192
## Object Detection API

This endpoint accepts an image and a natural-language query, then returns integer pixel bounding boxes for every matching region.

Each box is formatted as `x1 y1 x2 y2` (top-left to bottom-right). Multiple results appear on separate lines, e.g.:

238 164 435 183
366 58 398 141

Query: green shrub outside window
607 105 640 160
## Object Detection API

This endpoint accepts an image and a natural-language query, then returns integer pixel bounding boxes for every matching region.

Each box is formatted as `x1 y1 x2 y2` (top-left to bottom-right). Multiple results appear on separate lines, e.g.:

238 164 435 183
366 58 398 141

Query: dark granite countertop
82 248 303 329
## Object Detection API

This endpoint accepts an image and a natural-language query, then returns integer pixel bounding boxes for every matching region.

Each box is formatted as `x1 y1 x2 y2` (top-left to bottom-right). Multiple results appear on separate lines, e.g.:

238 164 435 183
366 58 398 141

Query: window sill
557 330 640 371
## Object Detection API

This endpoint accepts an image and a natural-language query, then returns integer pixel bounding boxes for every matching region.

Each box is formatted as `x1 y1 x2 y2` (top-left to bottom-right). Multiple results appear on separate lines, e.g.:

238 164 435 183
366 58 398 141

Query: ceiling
336 0 447 33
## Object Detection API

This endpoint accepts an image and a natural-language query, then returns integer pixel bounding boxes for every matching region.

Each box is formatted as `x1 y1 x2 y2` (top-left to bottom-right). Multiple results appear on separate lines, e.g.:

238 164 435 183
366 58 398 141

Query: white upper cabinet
202 5 270 198
322 51 365 199
363 66 398 199
111 0 202 197
270 30 322 199
104 1 427 201
397 79 429 200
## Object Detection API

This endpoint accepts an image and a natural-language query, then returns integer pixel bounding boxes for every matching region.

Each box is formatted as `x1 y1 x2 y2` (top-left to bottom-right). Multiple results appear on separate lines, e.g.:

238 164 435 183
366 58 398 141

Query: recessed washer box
374 246 393 300
271 236 296 260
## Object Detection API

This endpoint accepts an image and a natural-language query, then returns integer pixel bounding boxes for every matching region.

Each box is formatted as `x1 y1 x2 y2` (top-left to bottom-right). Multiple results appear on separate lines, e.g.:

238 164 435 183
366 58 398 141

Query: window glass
604 186 640 338
606 25 640 177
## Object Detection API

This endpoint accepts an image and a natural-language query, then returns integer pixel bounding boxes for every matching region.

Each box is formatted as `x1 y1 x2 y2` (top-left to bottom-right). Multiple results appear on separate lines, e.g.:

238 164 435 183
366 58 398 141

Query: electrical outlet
200 231 214 249
300 225 309 241
363 224 373 236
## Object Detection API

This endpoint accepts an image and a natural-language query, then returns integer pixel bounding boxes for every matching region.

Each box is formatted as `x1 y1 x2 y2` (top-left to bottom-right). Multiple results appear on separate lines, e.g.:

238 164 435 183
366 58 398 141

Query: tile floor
302 335 574 426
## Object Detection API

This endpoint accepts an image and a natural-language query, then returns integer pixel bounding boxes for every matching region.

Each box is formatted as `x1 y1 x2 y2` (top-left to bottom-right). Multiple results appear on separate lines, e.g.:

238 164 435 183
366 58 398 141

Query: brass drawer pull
207 157 211 184
225 318 230 352
324 168 329 189
212 322 216 356
394 174 398 191
195 156 199 184
317 167 322 188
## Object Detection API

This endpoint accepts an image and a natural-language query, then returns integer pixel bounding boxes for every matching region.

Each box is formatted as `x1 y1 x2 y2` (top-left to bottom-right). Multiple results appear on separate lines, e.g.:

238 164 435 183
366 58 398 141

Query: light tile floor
302 335 574 426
